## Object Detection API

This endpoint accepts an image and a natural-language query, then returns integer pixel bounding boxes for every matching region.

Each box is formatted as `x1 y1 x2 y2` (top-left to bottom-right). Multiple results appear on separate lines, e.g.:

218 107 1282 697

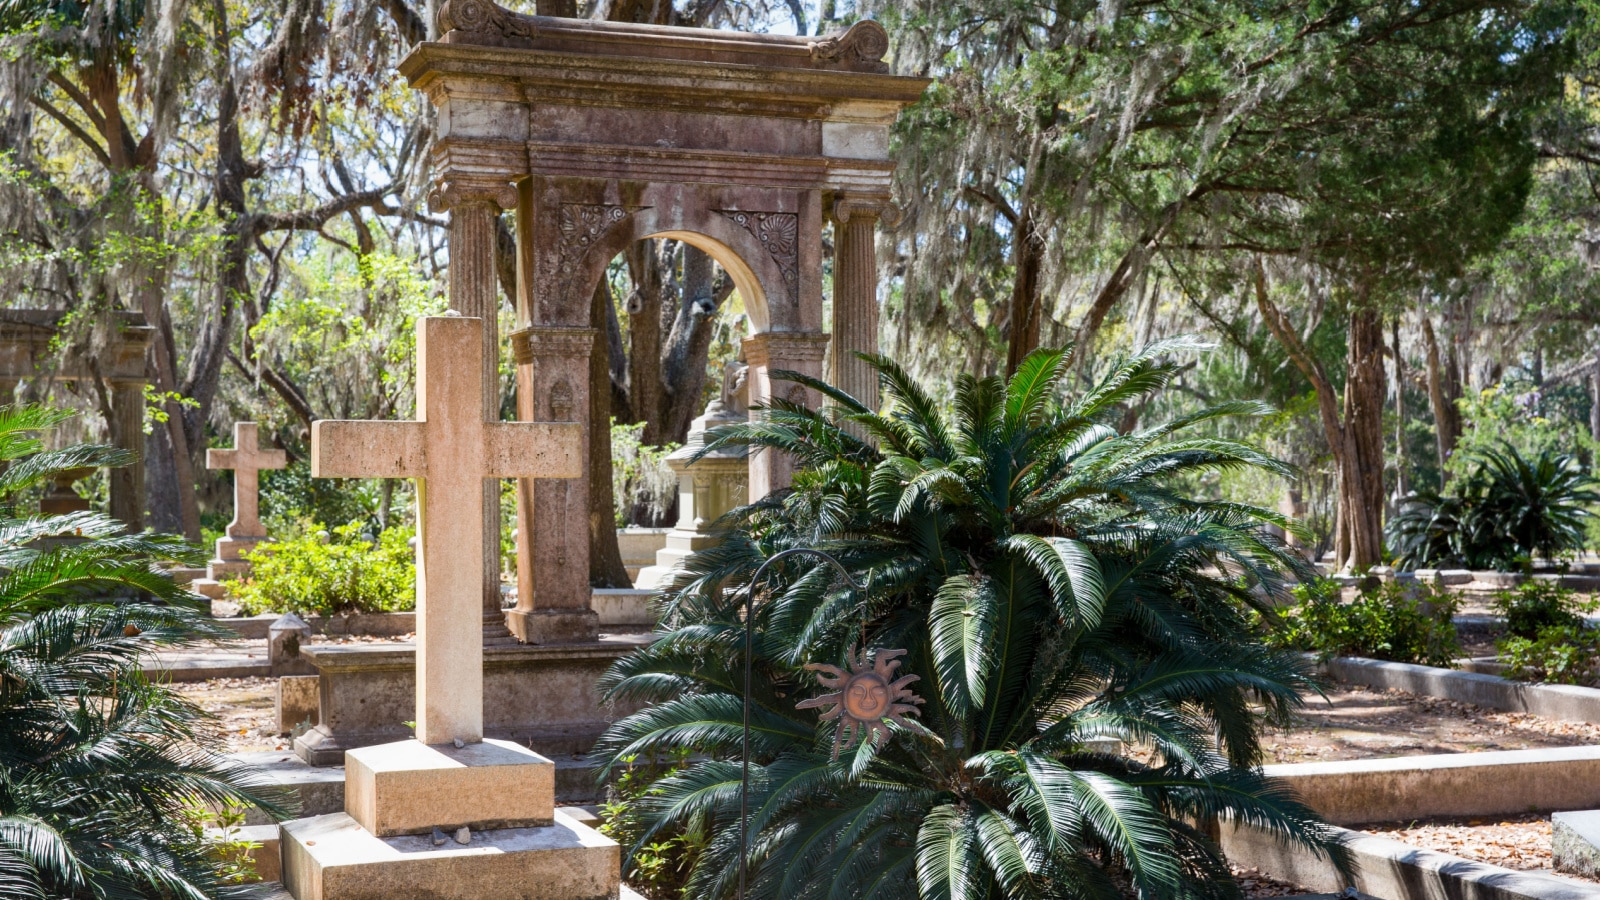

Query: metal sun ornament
798 647 926 759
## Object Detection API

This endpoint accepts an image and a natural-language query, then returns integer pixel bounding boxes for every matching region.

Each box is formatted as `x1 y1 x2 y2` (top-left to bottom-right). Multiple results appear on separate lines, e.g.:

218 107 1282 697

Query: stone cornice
431 3 895 75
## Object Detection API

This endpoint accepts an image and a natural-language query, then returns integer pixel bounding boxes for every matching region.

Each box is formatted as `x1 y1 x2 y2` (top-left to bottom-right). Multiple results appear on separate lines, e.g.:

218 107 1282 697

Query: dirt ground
1362 814 1600 886
171 676 284 753
1262 684 1600 764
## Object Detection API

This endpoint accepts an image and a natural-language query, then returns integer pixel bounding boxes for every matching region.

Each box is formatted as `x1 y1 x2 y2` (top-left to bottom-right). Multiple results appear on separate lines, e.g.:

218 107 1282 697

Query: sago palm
594 341 1349 900
0 404 287 898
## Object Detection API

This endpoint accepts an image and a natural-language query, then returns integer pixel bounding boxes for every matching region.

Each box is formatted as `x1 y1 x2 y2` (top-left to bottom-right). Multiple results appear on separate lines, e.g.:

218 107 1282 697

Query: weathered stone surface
1264 746 1600 824
280 808 618 900
590 588 655 630
291 637 649 766
208 422 287 540
312 316 581 746
1552 810 1600 879
270 613 316 676
1321 655 1600 725
344 739 554 837
277 675 321 735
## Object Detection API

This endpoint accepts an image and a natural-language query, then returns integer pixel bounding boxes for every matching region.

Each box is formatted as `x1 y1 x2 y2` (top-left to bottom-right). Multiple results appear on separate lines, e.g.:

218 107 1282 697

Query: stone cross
207 422 287 538
311 316 581 746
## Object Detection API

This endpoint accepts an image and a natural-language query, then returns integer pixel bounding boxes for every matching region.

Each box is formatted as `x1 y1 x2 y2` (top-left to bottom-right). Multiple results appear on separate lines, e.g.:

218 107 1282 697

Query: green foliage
259 462 385 538
1499 625 1600 686
1267 579 1462 668
0 403 290 898
1493 580 1594 640
1448 385 1600 482
611 420 679 528
1387 444 1599 570
598 751 705 899
595 342 1349 900
232 521 415 617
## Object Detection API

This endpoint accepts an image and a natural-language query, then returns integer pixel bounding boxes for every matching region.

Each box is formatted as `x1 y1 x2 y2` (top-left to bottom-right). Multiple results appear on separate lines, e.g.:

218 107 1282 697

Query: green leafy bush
597 751 705 899
1493 580 1592 639
1499 625 1600 686
232 522 415 617
595 343 1349 899
1387 444 1599 570
1269 578 1462 667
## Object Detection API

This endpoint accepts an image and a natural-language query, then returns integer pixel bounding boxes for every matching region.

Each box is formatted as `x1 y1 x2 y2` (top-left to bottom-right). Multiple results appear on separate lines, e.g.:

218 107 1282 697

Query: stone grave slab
1553 810 1600 879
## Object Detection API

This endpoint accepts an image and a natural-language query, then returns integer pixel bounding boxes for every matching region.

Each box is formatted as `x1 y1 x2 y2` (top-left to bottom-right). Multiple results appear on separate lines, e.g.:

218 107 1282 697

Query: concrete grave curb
1265 746 1600 825
1319 656 1600 725
1221 821 1600 900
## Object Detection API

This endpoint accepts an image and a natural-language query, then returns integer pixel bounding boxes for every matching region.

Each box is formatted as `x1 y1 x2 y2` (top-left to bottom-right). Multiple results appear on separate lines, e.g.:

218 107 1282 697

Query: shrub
1269 578 1462 667
232 521 415 617
0 404 288 896
595 343 1348 899
597 751 705 899
1499 625 1600 686
1387 444 1599 570
1493 580 1592 639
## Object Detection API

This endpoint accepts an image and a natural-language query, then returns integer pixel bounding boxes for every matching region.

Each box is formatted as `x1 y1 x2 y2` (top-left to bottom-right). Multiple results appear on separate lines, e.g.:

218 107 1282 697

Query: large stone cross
311 315 581 745
207 422 287 538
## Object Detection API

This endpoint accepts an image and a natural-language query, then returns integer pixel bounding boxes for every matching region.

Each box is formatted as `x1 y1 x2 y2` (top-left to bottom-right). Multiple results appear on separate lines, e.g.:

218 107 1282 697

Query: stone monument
635 359 751 590
279 314 617 899
191 422 287 601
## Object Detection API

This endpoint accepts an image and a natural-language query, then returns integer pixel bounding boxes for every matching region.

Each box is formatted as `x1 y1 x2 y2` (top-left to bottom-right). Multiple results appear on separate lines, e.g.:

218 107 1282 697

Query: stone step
233 749 609 827
1553 810 1600 880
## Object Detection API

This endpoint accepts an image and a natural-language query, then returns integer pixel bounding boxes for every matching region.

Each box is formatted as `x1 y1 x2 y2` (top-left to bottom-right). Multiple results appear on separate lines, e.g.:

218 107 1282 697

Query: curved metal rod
738 547 861 899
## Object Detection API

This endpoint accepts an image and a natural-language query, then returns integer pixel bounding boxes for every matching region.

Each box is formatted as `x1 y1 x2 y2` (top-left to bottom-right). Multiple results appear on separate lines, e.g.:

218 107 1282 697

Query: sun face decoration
798 647 925 759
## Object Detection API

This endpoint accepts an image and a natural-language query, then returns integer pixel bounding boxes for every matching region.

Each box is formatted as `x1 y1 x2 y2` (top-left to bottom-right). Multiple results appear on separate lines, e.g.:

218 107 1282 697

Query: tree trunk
659 246 733 443
1391 317 1407 500
1004 202 1045 378
624 240 666 443
1421 315 1461 483
590 277 632 588
1339 305 1387 570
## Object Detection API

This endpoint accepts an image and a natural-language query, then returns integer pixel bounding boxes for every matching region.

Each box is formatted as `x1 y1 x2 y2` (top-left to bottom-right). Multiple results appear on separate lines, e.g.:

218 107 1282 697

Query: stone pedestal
191 534 267 601
635 400 749 591
344 740 553 836
281 808 618 900
292 637 649 767
39 467 93 515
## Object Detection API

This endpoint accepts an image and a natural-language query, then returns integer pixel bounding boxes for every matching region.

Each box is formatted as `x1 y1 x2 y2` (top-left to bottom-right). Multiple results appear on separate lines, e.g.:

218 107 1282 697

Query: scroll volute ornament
831 194 901 229
428 179 520 213
807 20 891 74
436 0 538 40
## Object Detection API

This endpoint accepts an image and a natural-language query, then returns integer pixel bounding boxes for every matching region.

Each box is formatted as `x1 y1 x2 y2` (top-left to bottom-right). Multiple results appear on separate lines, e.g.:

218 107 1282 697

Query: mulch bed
1361 814 1600 885
1262 684 1600 764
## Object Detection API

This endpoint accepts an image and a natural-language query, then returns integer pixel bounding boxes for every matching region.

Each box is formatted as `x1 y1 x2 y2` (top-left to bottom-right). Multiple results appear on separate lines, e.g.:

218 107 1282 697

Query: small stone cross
311 316 581 746
207 422 287 539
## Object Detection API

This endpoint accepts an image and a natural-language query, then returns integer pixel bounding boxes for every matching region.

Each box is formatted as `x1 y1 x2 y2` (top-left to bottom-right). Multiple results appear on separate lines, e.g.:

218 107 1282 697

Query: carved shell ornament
717 210 799 304
557 204 638 278
798 647 925 759
807 20 891 74
436 0 537 39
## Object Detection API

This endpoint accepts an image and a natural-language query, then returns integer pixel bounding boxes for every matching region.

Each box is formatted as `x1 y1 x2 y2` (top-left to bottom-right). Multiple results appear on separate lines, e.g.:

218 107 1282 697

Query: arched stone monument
401 5 929 644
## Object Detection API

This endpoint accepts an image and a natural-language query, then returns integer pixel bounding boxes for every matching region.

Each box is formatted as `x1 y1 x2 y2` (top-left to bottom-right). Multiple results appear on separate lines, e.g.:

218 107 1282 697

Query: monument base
505 607 600 644
345 739 553 837
281 808 618 900
292 636 650 766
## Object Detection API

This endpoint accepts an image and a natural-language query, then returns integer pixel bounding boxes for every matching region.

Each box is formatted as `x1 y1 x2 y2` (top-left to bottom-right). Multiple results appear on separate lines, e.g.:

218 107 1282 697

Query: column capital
509 325 597 364
742 331 831 367
429 177 519 213
830 193 899 228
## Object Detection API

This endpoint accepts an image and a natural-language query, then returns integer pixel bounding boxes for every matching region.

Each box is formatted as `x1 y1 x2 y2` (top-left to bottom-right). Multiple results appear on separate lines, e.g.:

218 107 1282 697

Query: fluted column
830 195 892 410
430 177 519 645
744 331 830 500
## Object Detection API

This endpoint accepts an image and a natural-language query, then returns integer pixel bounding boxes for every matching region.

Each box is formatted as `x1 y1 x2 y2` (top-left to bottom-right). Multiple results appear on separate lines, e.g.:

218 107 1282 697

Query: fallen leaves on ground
1362 814 1599 885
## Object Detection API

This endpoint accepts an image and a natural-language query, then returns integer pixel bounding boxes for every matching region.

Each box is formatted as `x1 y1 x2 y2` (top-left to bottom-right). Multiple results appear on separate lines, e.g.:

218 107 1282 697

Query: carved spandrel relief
557 204 646 281
549 379 575 421
716 210 799 308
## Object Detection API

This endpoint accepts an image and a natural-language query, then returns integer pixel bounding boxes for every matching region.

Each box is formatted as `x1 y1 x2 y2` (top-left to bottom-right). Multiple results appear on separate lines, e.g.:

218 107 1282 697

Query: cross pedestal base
280 807 618 900
345 739 553 837
505 607 600 644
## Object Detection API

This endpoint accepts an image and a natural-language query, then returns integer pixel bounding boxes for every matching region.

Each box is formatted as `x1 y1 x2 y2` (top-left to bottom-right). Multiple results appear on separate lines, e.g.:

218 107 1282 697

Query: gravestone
192 422 287 600
279 315 617 899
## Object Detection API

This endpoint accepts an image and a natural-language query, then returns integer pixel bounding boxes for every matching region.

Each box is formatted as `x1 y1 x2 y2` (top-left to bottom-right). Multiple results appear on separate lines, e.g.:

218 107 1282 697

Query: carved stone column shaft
830 196 887 411
743 331 830 500
109 383 144 531
433 179 518 644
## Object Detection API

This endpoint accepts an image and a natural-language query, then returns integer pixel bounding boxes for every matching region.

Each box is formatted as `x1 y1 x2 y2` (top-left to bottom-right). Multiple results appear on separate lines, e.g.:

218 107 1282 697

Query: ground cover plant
1266 578 1462 668
1386 445 1599 571
595 342 1349 900
232 521 415 617
0 405 287 898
